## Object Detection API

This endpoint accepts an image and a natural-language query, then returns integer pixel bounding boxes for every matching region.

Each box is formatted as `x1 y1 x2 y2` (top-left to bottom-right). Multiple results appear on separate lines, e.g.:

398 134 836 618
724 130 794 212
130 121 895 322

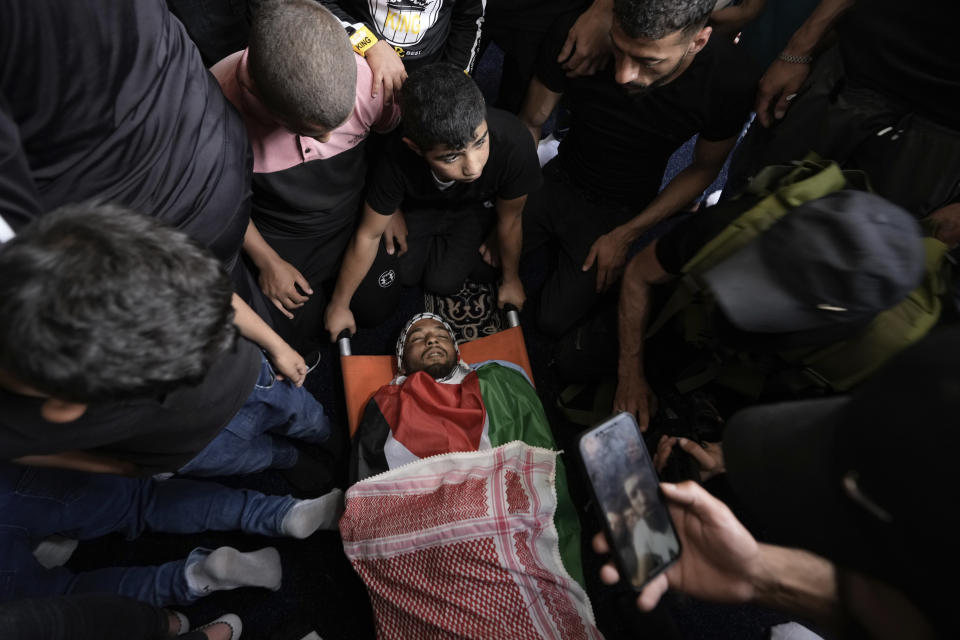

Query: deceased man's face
401 318 457 378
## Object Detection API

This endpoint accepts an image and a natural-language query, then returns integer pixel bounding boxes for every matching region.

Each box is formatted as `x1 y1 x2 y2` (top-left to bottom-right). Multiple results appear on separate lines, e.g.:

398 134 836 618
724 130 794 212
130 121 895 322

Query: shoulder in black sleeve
365 133 413 215
697 38 760 142
485 108 543 200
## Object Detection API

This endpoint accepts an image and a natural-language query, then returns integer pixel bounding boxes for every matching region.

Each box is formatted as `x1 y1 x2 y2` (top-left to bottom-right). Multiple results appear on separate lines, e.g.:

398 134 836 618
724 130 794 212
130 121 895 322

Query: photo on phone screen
579 412 681 590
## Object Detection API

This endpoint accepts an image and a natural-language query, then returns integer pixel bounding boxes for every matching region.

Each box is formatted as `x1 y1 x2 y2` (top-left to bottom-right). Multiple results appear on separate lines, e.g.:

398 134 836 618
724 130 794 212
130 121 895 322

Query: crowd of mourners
1 0 958 638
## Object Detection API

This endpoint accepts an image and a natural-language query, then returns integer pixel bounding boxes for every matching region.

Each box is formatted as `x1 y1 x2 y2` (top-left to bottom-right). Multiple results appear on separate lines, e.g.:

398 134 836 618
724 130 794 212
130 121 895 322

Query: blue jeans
0 463 297 607
178 354 332 477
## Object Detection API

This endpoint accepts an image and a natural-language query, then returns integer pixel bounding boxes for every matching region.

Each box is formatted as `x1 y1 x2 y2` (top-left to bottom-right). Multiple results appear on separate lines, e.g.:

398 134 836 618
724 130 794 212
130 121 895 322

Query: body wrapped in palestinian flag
345 362 593 637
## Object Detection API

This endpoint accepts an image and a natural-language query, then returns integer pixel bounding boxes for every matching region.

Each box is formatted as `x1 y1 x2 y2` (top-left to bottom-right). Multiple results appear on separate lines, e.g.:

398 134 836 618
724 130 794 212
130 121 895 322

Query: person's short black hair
613 0 714 40
248 0 356 130
0 203 237 402
399 63 486 151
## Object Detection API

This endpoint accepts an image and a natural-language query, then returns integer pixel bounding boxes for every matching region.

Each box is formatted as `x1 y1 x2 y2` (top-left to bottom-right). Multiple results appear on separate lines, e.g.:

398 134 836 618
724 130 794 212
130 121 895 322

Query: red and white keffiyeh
340 441 602 639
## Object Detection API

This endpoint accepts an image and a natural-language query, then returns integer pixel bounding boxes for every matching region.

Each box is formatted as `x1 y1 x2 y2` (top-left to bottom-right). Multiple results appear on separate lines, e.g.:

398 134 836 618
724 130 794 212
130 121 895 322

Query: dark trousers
248 224 402 349
522 160 641 337
397 206 497 293
0 594 210 640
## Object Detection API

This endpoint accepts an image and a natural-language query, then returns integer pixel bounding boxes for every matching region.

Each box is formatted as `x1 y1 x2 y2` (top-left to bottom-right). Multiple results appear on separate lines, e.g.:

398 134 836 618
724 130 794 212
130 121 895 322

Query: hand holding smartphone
579 412 681 590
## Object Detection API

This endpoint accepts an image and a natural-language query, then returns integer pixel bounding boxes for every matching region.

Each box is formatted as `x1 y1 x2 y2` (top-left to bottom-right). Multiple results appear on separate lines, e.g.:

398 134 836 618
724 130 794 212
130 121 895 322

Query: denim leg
178 355 301 476
147 478 298 537
180 354 333 477
265 377 332 447
0 464 295 606
0 464 154 542
0 513 192 607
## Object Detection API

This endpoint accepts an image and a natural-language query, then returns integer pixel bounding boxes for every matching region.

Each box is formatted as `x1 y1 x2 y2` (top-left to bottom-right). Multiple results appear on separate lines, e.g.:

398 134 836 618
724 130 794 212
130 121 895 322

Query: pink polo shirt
211 50 400 174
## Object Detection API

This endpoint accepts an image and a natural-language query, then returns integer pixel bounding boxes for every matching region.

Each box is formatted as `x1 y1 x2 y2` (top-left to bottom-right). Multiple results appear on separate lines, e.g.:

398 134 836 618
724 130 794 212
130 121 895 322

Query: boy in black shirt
518 0 758 337
325 63 542 340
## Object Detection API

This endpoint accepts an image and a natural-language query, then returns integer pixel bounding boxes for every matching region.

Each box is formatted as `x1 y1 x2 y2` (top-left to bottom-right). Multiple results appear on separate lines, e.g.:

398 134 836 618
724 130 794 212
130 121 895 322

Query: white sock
280 489 344 539
32 535 79 569
185 547 281 595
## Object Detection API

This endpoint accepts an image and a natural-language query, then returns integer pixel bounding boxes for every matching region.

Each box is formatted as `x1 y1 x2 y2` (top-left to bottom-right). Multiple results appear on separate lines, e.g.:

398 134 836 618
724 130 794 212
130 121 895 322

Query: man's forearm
620 162 720 242
329 233 381 309
782 0 856 57
617 255 654 381
518 77 563 144
752 544 842 630
231 293 288 355
242 219 282 271
496 197 524 282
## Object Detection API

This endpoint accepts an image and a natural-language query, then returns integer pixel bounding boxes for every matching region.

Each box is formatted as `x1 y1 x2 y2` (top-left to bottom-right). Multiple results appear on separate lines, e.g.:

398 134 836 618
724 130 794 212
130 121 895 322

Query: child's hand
268 345 308 387
325 304 356 343
258 256 312 319
366 40 407 104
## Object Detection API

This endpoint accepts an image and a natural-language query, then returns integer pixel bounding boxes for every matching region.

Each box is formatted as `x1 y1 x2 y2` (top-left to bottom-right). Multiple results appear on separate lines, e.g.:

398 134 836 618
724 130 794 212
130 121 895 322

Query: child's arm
319 0 407 102
324 204 394 341
231 293 307 387
443 0 486 74
494 195 526 310
242 220 312 320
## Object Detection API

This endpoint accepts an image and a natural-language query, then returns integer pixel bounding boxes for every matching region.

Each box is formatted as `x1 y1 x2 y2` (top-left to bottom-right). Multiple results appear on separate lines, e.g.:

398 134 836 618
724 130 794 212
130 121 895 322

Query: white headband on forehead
395 312 459 371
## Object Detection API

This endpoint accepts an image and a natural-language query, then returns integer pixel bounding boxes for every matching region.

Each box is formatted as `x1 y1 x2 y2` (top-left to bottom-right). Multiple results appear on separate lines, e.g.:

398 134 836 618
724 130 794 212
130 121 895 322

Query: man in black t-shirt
518 0 758 337
324 64 542 340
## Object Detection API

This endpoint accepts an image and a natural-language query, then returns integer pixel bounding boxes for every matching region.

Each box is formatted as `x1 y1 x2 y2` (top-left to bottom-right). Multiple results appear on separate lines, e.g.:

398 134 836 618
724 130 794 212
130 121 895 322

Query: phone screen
579 412 681 590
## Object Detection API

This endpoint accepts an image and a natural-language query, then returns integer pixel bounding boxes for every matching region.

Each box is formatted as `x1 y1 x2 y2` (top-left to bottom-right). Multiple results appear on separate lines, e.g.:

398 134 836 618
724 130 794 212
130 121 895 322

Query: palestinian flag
351 362 585 587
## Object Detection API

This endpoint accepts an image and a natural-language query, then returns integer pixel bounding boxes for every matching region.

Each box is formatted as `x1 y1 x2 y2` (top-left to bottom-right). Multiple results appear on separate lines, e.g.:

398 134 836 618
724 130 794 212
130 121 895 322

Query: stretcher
335 308 600 638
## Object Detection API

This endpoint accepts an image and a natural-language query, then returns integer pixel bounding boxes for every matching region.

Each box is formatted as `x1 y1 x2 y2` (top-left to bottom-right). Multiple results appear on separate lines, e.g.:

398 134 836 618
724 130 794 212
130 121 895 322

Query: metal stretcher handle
503 304 520 329
337 329 353 356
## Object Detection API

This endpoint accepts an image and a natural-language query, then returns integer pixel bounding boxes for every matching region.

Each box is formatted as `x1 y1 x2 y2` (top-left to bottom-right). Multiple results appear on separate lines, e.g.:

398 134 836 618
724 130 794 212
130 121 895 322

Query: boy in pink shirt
212 0 400 350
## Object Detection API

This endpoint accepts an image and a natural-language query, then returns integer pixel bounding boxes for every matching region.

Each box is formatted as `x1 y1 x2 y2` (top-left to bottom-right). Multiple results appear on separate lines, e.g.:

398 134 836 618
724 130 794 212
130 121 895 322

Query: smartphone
579 412 681 590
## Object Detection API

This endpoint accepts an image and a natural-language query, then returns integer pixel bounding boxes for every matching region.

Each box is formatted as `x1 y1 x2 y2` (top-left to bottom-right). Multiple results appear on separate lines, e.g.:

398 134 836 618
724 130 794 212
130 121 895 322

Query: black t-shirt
0 338 262 475
838 0 960 130
365 108 543 215
251 144 366 239
536 21 759 206
0 0 251 266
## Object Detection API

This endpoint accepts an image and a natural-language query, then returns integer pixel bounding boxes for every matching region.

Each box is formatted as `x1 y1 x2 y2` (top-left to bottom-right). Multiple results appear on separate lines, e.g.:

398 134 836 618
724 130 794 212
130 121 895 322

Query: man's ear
689 25 712 55
401 137 423 156
40 398 88 423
